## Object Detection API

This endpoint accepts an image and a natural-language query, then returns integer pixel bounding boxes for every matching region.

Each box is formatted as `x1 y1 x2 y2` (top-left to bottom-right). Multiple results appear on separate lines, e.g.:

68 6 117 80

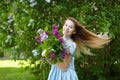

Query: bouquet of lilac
36 24 68 64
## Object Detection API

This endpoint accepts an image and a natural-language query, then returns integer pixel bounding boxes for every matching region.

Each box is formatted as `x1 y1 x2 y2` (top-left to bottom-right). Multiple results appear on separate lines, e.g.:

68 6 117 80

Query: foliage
0 0 120 80
0 51 4 58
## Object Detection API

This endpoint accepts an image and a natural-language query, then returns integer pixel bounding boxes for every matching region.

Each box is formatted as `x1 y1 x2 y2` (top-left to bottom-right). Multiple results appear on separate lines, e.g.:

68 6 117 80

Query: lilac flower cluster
52 24 64 43
51 24 67 59
36 29 48 44
36 24 68 63
50 51 55 59
61 49 66 59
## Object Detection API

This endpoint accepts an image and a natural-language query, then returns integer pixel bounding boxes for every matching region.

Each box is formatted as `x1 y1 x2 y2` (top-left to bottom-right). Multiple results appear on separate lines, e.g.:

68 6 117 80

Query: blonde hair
65 17 111 56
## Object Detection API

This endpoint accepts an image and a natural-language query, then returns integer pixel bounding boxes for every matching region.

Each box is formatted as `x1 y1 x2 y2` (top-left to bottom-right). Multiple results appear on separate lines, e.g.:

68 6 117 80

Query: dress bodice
63 37 76 70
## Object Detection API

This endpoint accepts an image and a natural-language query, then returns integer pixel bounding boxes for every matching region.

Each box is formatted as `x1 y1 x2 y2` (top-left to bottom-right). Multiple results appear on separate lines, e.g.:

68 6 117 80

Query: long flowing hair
65 17 111 56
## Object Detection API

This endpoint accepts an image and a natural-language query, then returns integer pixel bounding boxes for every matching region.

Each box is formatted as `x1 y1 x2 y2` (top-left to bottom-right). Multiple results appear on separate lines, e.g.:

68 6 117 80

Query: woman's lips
64 30 69 33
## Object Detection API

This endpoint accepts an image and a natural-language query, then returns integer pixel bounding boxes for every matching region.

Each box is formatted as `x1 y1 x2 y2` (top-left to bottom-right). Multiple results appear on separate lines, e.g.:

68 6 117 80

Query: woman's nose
65 26 69 29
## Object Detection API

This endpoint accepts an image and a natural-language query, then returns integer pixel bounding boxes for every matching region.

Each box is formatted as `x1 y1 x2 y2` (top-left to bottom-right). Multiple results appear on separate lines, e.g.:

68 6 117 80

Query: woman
47 17 110 80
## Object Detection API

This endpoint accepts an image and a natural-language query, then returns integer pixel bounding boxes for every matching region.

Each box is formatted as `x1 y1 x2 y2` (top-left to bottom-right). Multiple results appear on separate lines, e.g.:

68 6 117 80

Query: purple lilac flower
52 29 64 43
36 31 48 44
52 24 60 37
58 37 64 43
61 49 66 59
36 36 43 44
52 24 62 39
55 31 62 39
52 24 58 29
52 29 59 36
57 33 61 38
45 31 48 35
50 51 55 59
41 32 48 40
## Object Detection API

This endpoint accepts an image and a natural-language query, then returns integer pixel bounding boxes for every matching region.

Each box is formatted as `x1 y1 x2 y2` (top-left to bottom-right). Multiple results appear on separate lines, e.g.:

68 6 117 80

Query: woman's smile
64 30 69 33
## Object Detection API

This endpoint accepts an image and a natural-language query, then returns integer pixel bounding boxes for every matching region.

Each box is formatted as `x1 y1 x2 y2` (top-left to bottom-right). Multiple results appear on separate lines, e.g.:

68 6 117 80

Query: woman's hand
56 54 71 71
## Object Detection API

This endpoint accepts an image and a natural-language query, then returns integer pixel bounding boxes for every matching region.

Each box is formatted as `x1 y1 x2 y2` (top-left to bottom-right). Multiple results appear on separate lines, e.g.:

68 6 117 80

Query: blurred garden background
0 0 120 80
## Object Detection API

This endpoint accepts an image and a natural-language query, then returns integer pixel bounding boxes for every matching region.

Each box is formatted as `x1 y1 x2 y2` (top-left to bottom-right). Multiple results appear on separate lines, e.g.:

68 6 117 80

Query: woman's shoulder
65 39 76 55
68 39 76 47
63 37 76 50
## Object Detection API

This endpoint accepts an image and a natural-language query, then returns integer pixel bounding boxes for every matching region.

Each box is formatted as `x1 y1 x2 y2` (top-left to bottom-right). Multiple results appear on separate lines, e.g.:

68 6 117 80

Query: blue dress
48 37 79 80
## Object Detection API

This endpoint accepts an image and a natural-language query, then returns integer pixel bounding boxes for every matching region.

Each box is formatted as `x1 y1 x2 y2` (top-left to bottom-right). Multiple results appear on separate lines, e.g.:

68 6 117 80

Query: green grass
0 60 36 80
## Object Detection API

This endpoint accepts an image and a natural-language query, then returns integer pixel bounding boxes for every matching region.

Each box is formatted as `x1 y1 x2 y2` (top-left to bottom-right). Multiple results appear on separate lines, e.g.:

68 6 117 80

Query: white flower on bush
7 14 14 24
23 9 28 13
29 19 34 23
102 32 109 38
20 52 24 59
18 30 24 35
32 49 38 56
29 0 37 7
41 49 47 57
19 0 23 2
37 28 43 34
9 28 13 33
98 32 102 36
41 32 48 41
98 32 109 38
51 49 54 52
45 0 51 3
13 23 18 27
5 35 12 43
8 19 13 23
29 0 35 3
91 2 98 11
27 19 34 26
30 2 37 7
1 26 6 30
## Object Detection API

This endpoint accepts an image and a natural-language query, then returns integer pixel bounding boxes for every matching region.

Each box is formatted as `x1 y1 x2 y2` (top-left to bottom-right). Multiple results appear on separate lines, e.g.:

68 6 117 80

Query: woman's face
63 20 76 38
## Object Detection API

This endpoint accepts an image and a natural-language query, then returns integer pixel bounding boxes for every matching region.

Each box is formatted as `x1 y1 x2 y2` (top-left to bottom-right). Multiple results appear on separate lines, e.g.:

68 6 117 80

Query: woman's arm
56 54 71 71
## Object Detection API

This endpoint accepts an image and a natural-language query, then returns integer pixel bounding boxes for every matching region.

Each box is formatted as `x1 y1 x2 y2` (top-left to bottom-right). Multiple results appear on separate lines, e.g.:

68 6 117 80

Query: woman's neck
63 35 71 38
63 35 72 41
